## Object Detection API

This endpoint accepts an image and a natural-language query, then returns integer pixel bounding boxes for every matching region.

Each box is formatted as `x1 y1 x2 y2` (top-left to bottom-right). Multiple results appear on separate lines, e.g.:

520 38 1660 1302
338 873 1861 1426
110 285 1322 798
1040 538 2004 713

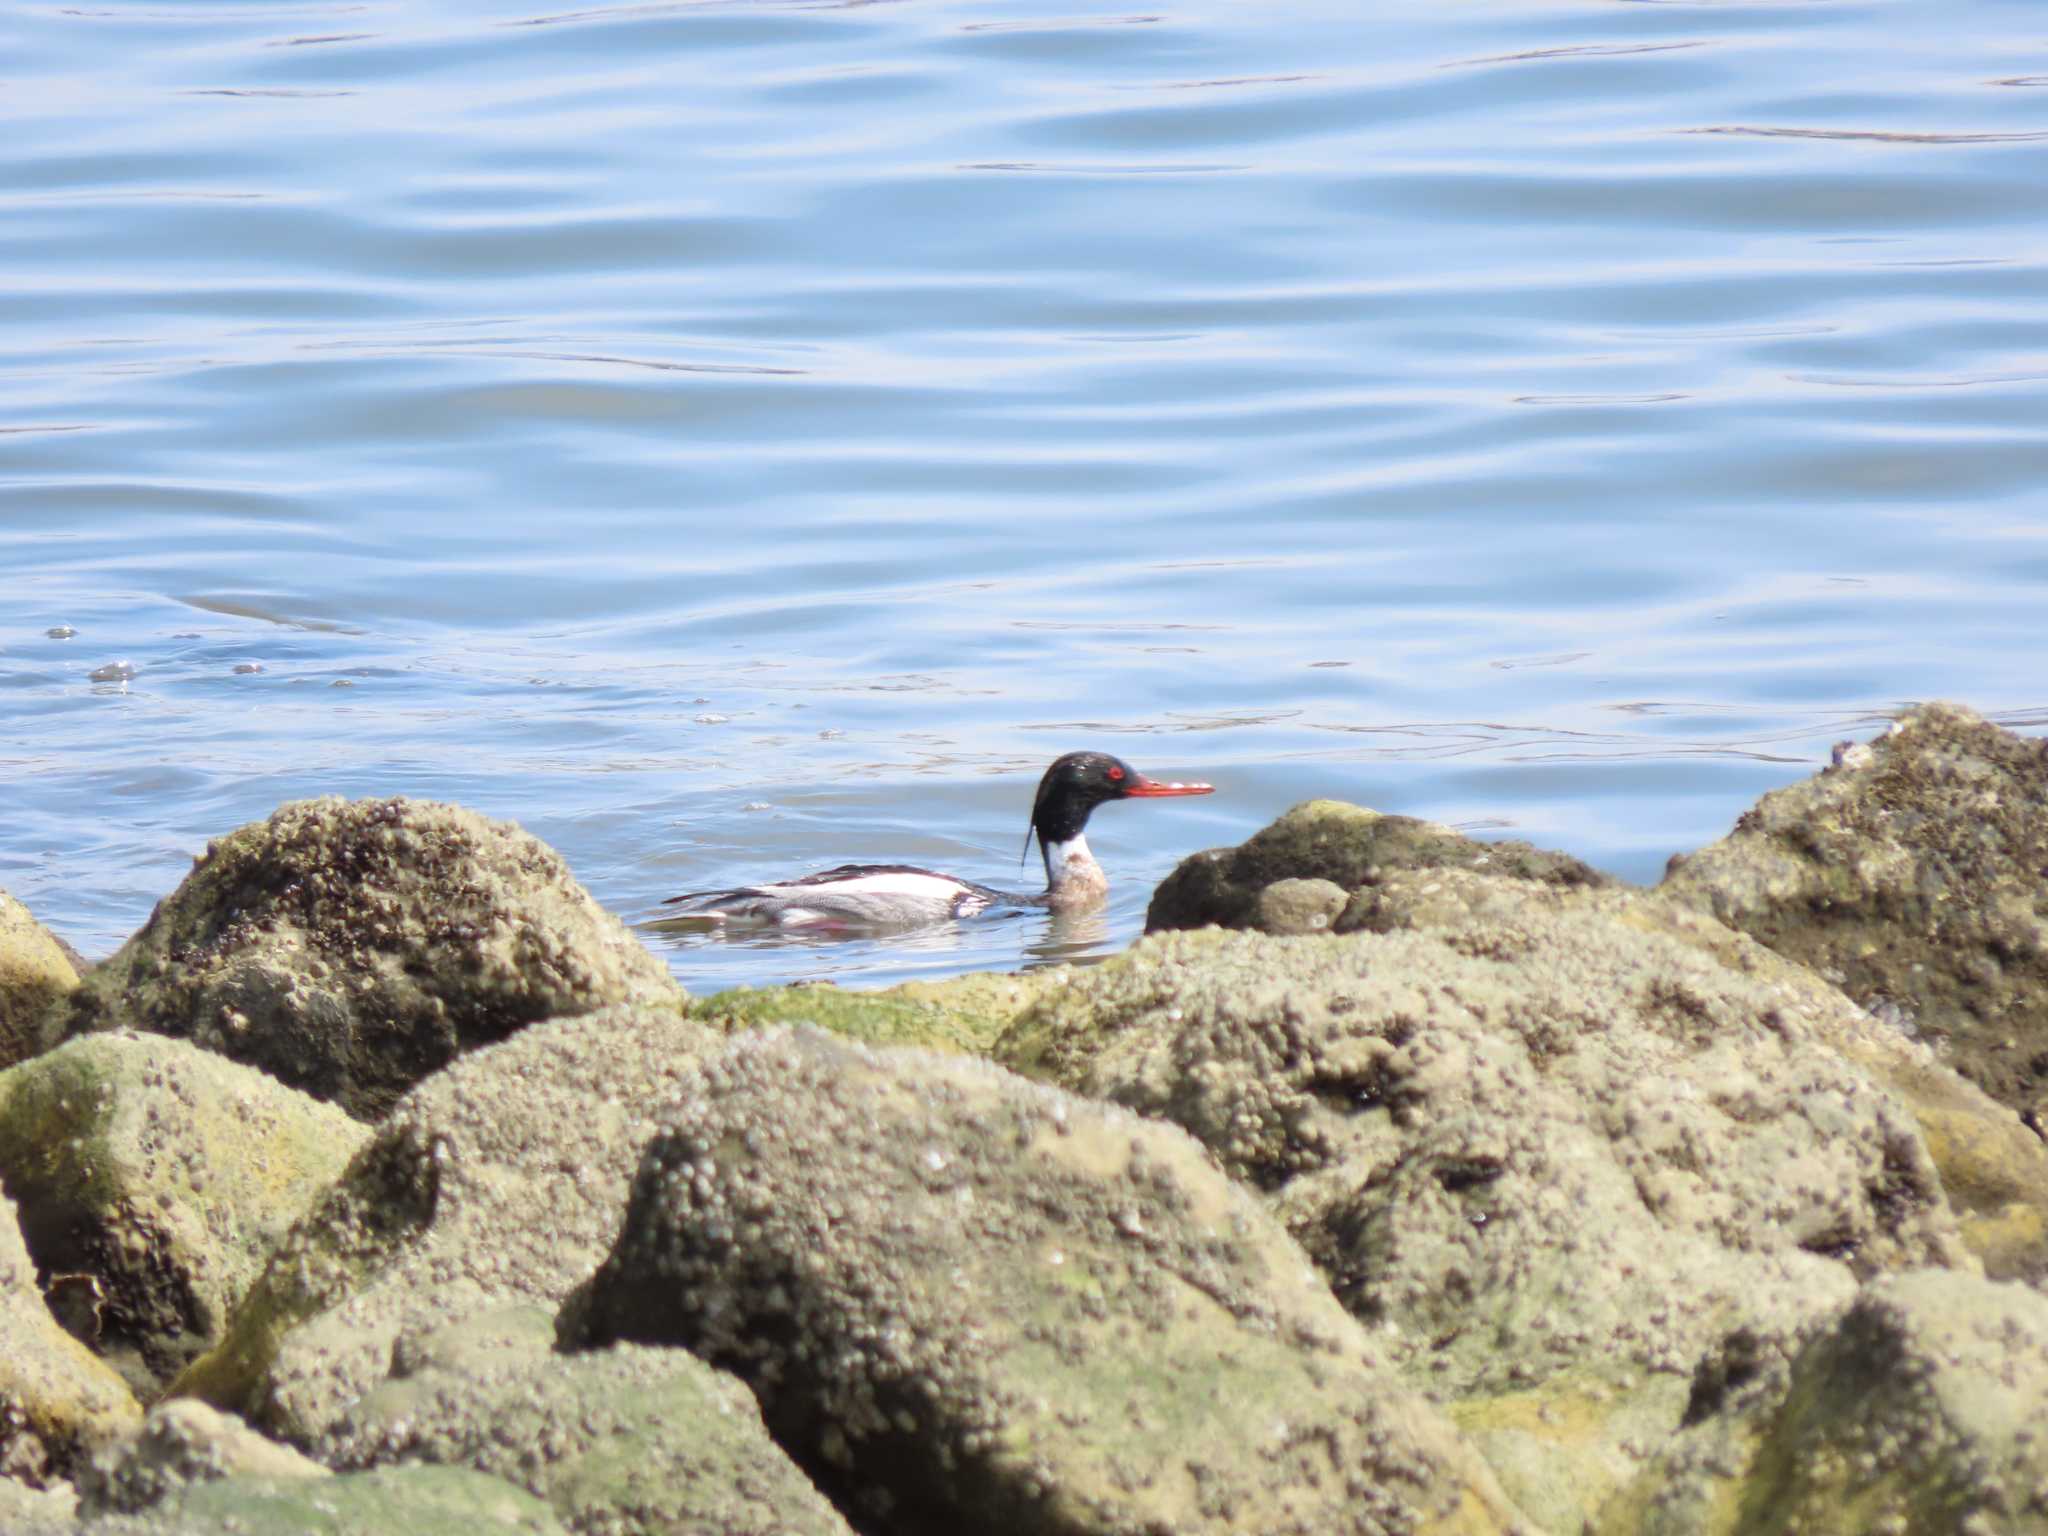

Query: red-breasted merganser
662 751 1213 930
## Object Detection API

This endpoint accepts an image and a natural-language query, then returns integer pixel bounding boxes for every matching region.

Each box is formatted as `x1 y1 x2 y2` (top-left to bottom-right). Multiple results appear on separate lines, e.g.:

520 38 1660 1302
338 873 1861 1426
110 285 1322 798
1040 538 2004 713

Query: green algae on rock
79 1463 569 1536
171 1001 720 1446
1661 703 2048 1129
1595 1269 2048 1536
0 1186 141 1485
1146 798 1611 934
573 1027 1529 1536
64 797 683 1121
0 889 79 1072
0 1032 369 1396
687 969 1047 1057
323 1304 856 1536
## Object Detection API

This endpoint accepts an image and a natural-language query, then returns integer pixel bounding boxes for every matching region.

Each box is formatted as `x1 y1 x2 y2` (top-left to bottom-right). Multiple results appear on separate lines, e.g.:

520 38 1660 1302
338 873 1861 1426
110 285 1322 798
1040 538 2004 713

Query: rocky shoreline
1 700 2044 1535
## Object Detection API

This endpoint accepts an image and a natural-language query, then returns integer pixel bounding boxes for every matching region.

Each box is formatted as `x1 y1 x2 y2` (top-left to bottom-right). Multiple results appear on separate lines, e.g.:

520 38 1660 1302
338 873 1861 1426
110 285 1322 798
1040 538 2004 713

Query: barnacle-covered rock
573 1028 1527 1536
66 798 682 1120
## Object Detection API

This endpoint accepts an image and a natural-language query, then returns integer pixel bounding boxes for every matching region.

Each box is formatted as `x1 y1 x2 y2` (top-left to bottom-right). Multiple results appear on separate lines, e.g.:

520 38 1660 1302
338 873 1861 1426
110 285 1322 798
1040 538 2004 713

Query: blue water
3 0 2045 991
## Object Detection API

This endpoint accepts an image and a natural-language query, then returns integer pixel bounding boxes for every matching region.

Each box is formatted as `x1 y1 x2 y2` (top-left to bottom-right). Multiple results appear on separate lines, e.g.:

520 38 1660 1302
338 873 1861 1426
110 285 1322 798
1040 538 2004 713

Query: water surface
4 0 2045 989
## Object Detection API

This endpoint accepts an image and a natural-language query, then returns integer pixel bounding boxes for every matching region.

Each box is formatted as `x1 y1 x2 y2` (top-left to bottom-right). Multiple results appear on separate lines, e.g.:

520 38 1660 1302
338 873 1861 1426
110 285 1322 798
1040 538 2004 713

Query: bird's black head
1022 751 1213 860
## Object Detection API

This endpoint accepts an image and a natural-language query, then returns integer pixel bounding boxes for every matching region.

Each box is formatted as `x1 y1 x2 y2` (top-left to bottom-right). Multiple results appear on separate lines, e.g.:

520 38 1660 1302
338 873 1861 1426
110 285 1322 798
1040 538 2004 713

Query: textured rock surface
1336 860 2048 1293
0 1475 77 1531
1001 884 1975 1527
687 968 1046 1057
0 1189 141 1485
1596 1269 2048 1535
65 797 683 1120
1662 703 2048 1127
574 1028 1528 1536
78 1400 326 1516
1146 799 1611 933
324 1304 855 1536
0 889 78 1071
0 1032 368 1394
79 1463 568 1535
173 1002 720 1445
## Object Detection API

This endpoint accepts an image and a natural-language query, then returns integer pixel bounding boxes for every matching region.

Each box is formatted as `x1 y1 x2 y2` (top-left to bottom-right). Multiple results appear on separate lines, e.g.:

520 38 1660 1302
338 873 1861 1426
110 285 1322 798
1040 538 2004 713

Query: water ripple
3 0 2045 985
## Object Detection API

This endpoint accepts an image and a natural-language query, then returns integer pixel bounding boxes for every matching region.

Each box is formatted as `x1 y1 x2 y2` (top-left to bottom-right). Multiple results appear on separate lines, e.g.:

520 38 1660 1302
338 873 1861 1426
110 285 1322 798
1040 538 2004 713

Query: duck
661 750 1213 929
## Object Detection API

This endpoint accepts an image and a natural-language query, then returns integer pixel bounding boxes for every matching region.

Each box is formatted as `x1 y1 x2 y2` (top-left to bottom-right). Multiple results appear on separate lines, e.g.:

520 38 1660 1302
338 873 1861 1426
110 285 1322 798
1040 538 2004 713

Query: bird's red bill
1123 777 1214 797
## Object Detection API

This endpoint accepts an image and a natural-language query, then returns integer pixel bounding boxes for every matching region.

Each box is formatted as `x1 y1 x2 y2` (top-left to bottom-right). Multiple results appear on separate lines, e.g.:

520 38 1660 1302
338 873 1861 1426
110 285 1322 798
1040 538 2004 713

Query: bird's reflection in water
1022 907 1112 971
649 910 972 954
644 897 1132 994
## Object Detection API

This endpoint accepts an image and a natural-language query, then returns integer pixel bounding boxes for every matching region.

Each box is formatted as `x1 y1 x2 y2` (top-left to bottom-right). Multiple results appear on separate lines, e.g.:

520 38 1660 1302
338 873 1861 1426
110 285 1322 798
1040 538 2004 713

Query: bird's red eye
1107 765 1124 781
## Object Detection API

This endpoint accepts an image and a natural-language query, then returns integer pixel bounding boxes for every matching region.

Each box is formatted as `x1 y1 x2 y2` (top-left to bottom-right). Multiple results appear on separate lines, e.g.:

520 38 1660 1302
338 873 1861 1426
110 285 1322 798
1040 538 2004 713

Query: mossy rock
323 1304 855 1536
0 889 79 1071
0 1032 369 1395
172 1001 721 1445
79 1400 328 1517
573 1028 1527 1536
1594 1271 2048 1536
994 881 1997 1530
81 1463 567 1536
688 969 1047 1058
0 1187 141 1484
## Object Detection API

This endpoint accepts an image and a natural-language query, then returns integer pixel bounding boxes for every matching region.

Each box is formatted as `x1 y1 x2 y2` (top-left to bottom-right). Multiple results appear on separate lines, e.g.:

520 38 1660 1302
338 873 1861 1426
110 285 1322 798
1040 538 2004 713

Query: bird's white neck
1041 833 1108 911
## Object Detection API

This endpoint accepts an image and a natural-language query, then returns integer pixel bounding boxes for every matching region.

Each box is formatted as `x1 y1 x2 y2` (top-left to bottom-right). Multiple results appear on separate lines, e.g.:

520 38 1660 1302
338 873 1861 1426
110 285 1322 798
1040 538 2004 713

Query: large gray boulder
572 1028 1529 1536
999 879 1976 1528
323 1304 856 1536
65 798 683 1120
1662 703 2048 1129
172 1001 721 1445
0 1033 368 1395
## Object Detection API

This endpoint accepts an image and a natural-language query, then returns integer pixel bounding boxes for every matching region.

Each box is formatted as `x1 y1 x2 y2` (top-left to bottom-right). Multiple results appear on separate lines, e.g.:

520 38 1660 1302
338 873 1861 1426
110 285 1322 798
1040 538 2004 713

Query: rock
1146 799 1611 934
172 1002 721 1445
688 968 1047 1057
1596 1269 2048 1535
573 1028 1528 1536
0 889 78 1071
1661 703 2048 1126
79 1463 568 1535
0 1475 76 1531
0 1188 141 1484
1806 993 2048 1292
999 881 1975 1527
78 1400 326 1515
323 1304 855 1536
1254 877 1351 935
1302 858 2048 1294
65 797 683 1120
0 1032 369 1395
